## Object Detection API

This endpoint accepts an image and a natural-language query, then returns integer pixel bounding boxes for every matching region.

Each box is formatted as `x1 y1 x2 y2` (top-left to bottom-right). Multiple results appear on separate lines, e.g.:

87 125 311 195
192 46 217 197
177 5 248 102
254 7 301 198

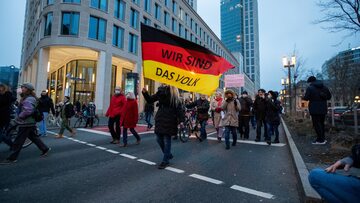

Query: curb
281 117 322 203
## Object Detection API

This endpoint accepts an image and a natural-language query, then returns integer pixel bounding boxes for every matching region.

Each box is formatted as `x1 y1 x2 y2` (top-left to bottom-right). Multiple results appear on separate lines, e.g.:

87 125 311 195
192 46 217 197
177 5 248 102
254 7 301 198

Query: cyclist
1 83 50 164
186 94 210 140
0 83 16 147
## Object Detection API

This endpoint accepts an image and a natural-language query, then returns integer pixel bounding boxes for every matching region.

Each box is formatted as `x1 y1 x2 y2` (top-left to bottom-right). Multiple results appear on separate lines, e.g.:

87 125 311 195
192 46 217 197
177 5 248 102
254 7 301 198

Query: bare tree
315 0 360 36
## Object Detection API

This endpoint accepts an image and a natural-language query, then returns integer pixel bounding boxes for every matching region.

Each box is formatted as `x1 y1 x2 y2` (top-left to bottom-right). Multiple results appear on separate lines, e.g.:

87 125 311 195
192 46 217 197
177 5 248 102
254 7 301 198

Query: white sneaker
312 140 327 145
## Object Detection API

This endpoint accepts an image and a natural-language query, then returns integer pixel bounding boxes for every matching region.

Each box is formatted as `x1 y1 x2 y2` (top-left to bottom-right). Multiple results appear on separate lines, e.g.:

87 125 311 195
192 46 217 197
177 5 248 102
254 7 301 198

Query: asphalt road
0 124 301 203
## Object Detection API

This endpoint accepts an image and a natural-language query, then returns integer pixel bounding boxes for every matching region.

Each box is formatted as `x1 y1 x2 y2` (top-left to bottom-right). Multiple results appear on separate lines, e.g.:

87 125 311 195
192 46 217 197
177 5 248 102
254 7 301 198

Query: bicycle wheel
74 118 83 128
179 124 191 143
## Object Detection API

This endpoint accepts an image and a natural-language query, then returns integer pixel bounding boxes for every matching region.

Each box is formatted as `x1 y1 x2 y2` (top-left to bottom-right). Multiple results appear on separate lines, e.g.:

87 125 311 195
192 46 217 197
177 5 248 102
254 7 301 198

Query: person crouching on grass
119 92 141 147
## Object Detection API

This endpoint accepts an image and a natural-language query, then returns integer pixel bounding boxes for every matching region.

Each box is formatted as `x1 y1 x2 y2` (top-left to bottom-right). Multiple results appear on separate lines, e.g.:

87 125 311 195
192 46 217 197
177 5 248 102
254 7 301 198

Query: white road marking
137 159 156 165
78 141 87 144
207 137 286 147
189 174 224 185
106 149 120 154
86 143 96 147
77 128 154 136
165 167 185 174
207 131 217 136
95 146 107 150
230 185 275 199
119 153 137 159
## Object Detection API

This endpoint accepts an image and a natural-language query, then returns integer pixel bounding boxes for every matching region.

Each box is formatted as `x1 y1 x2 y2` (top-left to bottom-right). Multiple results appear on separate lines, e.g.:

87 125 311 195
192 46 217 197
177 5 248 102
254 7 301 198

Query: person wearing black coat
265 91 282 145
303 76 332 145
186 95 210 140
144 101 154 130
38 90 55 136
0 83 16 147
142 85 185 169
253 89 268 142
238 91 253 139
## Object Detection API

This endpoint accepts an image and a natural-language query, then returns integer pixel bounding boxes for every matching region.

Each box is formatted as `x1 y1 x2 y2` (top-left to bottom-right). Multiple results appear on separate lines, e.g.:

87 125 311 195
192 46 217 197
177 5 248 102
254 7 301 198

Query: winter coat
0 91 15 126
38 95 55 114
253 96 267 120
142 86 185 136
61 102 75 119
210 97 223 128
144 102 154 113
265 99 281 125
106 94 126 118
220 98 240 127
303 80 332 115
121 99 138 128
186 98 210 122
17 95 37 126
239 96 253 116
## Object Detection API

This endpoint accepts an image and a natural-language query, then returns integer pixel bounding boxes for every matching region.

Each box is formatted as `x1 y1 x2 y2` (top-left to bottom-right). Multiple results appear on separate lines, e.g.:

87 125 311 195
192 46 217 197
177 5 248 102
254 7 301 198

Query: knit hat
21 83 35 91
307 76 316 83
242 91 248 95
268 90 278 99
258 89 266 93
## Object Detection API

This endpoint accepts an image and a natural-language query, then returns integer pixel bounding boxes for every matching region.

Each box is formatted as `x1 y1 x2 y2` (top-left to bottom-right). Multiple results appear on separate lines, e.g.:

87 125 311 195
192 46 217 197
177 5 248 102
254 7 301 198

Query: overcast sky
0 0 359 91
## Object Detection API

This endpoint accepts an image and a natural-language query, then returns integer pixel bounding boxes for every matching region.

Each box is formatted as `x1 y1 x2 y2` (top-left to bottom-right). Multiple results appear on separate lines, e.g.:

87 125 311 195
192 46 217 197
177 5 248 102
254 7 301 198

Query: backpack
33 101 44 122
65 103 76 118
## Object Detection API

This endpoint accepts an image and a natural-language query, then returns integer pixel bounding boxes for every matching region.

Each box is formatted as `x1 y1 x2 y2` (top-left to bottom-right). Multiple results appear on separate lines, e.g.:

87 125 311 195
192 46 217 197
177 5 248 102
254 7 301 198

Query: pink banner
225 74 244 87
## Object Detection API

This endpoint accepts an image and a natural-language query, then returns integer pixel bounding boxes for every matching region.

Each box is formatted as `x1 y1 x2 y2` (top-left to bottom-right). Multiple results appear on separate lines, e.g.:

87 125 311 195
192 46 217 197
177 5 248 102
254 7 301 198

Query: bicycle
1 120 33 148
178 110 202 143
47 114 62 127
73 112 100 128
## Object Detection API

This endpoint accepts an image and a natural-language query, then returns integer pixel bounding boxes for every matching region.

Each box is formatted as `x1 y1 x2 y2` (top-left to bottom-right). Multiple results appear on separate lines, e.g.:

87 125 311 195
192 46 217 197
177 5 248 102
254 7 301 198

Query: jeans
256 118 267 140
108 116 121 141
309 168 360 203
156 134 172 164
238 116 250 139
266 123 279 141
224 126 237 147
38 112 48 136
250 116 256 128
145 112 153 128
123 127 140 145
199 120 207 139
311 114 326 142
8 126 49 161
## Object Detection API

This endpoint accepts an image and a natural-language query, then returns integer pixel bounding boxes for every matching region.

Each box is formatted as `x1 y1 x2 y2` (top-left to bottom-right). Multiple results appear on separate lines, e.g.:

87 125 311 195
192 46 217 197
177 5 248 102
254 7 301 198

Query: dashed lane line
189 174 224 185
95 146 107 150
106 149 120 154
230 185 275 199
137 159 156 165
77 128 154 136
165 167 185 174
119 153 137 160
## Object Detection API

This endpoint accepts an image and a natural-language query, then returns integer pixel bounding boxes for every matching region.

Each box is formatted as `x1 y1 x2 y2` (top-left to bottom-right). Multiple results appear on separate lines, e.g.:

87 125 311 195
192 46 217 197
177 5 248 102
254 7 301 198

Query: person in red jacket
120 92 140 147
106 87 126 144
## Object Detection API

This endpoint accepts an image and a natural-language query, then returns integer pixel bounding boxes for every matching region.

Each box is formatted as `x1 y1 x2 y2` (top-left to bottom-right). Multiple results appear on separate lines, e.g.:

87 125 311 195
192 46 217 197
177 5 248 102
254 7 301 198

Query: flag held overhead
141 23 234 95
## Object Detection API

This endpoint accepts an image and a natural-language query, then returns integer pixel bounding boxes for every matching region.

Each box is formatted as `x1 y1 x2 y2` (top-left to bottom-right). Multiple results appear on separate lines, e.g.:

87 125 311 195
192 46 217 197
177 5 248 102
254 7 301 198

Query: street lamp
282 55 296 115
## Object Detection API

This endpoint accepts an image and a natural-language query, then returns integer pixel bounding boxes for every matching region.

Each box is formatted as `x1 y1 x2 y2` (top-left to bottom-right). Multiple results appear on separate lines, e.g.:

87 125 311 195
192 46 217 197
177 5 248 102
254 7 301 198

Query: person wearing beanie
303 76 332 145
56 96 76 138
221 89 240 150
265 91 282 145
210 92 224 142
238 90 253 140
253 89 268 142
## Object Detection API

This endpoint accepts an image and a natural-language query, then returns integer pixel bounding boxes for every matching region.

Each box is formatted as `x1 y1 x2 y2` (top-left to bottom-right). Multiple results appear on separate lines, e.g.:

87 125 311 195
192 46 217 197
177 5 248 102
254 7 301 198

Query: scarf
215 97 223 107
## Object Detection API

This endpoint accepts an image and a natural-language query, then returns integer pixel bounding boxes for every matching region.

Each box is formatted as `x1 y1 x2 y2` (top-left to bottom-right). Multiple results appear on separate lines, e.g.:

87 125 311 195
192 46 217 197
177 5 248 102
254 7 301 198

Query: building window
185 29 188 40
132 0 139 5
178 23 183 37
171 18 177 32
112 25 124 48
165 0 170 8
89 16 107 42
90 0 108 12
128 33 138 54
154 24 160 29
155 3 161 21
144 0 151 13
61 12 80 35
164 11 169 27
44 12 53 36
143 16 151 25
130 8 139 29
190 18 193 30
172 0 177 14
114 0 126 21
47 0 54 5
63 0 81 3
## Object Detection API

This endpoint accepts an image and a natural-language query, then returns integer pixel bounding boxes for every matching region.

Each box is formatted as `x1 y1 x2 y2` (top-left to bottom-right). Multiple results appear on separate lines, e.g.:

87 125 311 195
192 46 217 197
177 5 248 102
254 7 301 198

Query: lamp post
282 55 296 115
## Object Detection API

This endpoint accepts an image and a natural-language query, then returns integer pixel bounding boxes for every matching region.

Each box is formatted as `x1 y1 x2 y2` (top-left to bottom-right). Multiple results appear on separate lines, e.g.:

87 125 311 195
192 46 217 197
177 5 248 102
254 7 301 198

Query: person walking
84 102 96 128
0 83 50 164
56 96 76 138
210 92 223 142
238 91 253 140
221 89 240 150
120 92 141 147
253 89 268 142
265 91 282 145
37 90 55 137
106 87 126 144
308 144 360 202
0 83 16 147
303 76 332 144
186 94 210 140
142 84 184 169
144 100 154 130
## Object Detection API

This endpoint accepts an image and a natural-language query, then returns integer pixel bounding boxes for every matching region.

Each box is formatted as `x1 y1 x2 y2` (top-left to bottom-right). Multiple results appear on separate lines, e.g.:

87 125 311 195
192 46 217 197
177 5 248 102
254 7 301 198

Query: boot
55 134 63 139
273 136 280 143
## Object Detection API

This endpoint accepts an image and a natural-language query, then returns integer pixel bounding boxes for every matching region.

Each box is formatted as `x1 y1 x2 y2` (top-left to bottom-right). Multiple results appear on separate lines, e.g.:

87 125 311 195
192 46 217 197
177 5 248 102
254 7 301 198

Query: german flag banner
141 24 234 95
